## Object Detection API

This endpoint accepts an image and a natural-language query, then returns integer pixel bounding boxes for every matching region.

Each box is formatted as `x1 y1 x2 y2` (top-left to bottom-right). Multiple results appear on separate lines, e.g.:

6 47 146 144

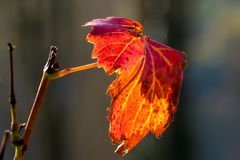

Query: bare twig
6 43 24 160
0 131 10 160
13 45 97 158
22 46 58 154
7 43 18 132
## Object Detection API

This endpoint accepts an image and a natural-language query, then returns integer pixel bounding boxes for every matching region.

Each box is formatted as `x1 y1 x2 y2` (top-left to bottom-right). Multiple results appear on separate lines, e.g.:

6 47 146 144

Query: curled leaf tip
114 142 129 156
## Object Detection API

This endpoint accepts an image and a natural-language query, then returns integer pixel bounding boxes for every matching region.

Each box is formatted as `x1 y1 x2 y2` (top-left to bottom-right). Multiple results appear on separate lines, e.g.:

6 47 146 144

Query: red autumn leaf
84 17 186 156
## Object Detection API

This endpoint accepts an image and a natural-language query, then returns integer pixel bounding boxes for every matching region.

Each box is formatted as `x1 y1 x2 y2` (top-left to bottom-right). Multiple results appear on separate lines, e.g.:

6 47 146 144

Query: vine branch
7 43 18 132
22 46 59 154
10 45 98 159
0 131 10 160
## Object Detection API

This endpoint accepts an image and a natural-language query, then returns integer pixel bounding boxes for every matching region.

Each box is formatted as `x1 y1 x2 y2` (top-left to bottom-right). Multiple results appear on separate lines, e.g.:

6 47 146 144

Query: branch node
44 46 59 73
7 43 15 52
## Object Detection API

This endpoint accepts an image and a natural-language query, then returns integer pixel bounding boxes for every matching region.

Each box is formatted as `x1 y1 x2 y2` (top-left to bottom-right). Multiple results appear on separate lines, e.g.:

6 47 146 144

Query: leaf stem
49 62 98 79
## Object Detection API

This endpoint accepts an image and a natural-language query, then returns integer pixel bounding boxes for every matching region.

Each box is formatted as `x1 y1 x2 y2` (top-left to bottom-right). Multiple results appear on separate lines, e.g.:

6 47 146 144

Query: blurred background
0 0 240 160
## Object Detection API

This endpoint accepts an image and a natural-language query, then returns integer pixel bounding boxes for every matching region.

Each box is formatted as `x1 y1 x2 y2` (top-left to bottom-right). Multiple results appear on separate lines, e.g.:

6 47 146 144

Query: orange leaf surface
84 17 186 156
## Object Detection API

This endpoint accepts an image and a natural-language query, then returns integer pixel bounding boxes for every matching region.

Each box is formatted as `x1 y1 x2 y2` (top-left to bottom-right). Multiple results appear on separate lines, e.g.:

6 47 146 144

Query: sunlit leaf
84 17 186 156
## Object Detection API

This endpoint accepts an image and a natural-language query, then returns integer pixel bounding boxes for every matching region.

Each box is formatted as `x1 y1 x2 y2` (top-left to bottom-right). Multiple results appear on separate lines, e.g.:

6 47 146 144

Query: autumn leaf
84 17 186 156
